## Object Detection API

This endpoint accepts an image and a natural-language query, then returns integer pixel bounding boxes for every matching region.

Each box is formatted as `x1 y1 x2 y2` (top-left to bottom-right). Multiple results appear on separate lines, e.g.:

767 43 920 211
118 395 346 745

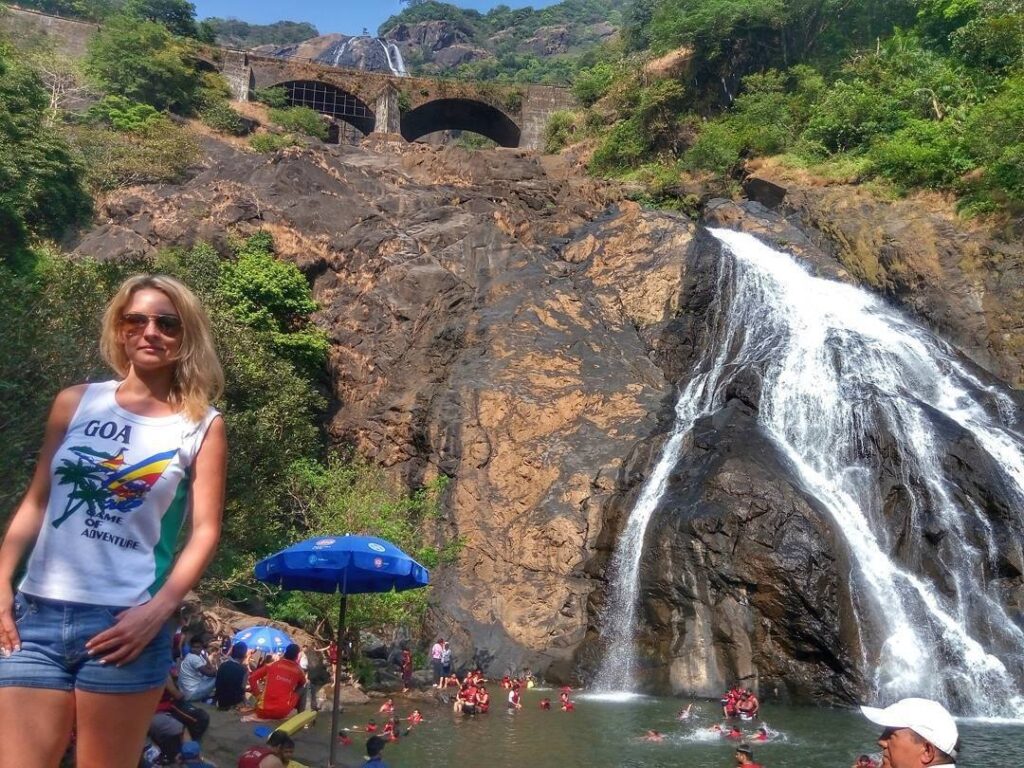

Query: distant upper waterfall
595 228 1024 716
379 40 408 77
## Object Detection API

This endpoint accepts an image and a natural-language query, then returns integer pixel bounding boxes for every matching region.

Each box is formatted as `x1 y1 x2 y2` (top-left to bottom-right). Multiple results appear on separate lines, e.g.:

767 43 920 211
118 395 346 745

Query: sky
192 0 562 37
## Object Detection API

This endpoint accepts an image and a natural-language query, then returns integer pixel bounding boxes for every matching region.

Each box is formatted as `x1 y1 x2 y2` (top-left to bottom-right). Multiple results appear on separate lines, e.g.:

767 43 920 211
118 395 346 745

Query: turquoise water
280 688 1024 767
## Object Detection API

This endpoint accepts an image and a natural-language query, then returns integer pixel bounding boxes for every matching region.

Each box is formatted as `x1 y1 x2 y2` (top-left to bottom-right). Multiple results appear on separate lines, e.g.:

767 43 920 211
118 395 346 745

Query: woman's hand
0 585 20 657
85 599 171 666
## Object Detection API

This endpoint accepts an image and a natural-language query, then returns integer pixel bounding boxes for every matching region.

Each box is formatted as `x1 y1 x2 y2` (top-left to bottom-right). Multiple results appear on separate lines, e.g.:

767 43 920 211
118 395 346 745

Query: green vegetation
559 0 1024 216
268 106 329 140
200 100 250 135
0 44 91 258
0 232 453 636
249 132 300 153
203 17 318 48
84 15 200 112
253 85 289 108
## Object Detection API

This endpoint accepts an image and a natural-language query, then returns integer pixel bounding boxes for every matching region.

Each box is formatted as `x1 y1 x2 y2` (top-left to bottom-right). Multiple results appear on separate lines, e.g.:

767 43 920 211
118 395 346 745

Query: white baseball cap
861 698 959 758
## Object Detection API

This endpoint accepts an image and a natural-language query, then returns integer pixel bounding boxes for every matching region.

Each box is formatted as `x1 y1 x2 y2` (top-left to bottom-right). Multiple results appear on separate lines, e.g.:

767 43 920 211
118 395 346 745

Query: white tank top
20 380 219 606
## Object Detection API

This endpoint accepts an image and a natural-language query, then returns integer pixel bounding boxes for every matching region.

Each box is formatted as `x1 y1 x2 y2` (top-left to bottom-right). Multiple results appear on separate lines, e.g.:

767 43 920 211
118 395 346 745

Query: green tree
123 0 199 38
219 232 329 378
0 45 91 256
85 14 200 112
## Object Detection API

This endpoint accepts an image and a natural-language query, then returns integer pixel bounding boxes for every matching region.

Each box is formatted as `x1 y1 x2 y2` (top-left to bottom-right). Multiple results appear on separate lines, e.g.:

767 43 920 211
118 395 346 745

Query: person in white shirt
178 638 217 702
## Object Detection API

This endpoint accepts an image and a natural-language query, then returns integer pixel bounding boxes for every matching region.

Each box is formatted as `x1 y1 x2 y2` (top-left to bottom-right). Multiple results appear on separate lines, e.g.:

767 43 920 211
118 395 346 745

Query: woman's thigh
0 687 75 768
76 686 164 768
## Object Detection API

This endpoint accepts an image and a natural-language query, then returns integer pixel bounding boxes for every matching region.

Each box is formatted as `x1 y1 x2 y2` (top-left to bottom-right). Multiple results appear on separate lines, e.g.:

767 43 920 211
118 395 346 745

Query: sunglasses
121 312 183 338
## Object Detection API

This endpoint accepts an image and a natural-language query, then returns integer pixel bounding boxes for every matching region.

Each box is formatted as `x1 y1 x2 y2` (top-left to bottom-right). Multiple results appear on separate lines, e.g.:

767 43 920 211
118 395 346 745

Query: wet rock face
72 140 687 678
72 138 1024 703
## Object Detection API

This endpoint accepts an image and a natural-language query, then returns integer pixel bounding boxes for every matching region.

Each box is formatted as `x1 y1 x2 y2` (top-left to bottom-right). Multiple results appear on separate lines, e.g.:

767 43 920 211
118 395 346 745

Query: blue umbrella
232 625 293 654
254 534 429 768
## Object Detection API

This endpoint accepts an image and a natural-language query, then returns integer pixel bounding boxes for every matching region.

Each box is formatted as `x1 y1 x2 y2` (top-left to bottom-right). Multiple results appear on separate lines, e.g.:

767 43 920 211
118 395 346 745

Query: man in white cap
861 697 959 767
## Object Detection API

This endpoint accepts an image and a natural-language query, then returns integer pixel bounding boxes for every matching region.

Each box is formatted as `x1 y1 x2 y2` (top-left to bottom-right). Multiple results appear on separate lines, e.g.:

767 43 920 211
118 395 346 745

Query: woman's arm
86 416 227 666
0 386 86 656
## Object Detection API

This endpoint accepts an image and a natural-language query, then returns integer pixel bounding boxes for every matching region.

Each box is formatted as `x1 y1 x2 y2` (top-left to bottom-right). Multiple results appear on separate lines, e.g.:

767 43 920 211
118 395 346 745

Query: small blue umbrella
232 625 293 654
254 534 429 768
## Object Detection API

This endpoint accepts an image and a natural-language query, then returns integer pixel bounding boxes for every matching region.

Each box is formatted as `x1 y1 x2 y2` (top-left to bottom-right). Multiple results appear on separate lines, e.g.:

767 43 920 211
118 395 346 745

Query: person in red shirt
735 743 764 768
475 687 490 714
237 731 294 768
248 644 306 720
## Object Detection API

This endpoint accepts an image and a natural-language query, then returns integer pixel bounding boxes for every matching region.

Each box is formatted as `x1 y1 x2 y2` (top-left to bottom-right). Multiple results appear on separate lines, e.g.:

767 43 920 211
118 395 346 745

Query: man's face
877 727 927 768
735 752 750 766
276 745 295 764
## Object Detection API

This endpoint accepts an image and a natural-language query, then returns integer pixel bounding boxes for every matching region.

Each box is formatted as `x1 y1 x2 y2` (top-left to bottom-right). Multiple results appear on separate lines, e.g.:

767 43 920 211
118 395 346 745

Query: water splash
595 228 1024 717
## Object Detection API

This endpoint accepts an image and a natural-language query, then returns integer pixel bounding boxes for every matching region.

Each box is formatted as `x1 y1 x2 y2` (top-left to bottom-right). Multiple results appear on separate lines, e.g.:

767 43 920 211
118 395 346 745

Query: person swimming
754 726 769 742
726 726 743 740
852 755 880 768
678 703 694 721
378 698 394 715
642 730 665 742
540 697 551 710
408 709 424 726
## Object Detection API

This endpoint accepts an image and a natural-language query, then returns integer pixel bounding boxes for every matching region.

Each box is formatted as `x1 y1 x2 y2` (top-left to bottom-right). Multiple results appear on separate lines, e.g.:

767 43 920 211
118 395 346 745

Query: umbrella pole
328 583 348 768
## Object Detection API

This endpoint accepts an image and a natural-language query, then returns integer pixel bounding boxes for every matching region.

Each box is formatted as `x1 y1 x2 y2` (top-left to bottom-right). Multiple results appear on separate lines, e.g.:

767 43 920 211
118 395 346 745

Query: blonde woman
0 275 227 768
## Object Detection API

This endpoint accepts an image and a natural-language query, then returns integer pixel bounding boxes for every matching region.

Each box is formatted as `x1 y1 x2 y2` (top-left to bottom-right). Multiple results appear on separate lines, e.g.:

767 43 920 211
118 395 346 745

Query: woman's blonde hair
100 274 224 422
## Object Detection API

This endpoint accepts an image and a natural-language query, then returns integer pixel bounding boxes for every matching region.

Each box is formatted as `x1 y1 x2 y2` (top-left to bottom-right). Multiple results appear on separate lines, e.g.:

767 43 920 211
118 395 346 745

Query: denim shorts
0 592 171 693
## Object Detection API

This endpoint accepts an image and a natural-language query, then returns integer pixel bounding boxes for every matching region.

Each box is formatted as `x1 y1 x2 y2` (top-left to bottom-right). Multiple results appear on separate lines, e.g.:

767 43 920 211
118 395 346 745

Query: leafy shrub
253 86 289 108
200 101 250 136
86 95 163 132
219 230 328 377
67 119 199 191
573 61 618 106
867 119 972 189
544 110 578 153
802 79 907 154
249 132 299 153
964 74 1024 202
590 118 649 172
684 121 745 174
268 106 328 140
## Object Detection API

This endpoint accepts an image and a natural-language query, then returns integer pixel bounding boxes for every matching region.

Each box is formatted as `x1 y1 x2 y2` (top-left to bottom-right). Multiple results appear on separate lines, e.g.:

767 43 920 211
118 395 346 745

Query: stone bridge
208 50 575 150
0 6 575 150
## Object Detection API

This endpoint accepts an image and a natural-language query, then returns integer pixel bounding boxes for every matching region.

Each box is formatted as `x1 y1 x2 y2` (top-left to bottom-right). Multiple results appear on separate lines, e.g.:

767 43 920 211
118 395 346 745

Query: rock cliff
73 137 1024 704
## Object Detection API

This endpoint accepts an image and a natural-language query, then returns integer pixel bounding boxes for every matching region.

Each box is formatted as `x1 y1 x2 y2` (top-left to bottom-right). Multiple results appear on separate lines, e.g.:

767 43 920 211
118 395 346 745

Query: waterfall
595 228 1024 716
388 42 408 77
379 40 408 77
329 39 349 68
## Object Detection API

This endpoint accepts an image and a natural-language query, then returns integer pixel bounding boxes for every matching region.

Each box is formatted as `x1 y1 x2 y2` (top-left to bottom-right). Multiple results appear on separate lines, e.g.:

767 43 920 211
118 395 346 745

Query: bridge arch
401 98 521 148
272 80 375 136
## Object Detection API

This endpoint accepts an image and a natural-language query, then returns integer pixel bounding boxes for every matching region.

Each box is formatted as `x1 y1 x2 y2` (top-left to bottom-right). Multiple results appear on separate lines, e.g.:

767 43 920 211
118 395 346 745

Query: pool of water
277 688 1024 767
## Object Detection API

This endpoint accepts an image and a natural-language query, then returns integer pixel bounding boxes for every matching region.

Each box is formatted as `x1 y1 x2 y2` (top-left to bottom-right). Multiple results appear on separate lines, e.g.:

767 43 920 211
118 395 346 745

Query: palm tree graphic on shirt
51 445 177 529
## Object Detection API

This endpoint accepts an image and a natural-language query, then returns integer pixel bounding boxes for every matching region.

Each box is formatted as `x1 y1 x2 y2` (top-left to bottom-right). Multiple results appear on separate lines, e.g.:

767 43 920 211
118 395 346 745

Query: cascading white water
329 39 350 68
388 43 408 77
595 228 1024 716
378 40 408 77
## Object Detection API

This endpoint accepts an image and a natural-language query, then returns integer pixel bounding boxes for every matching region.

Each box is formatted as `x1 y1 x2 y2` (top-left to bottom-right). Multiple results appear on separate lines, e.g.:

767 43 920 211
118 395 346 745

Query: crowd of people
721 686 760 719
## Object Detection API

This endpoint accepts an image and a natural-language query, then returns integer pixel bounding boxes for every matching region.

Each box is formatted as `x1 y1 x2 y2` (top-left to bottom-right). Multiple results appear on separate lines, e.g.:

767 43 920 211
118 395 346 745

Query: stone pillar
221 50 253 102
519 85 577 150
374 83 402 136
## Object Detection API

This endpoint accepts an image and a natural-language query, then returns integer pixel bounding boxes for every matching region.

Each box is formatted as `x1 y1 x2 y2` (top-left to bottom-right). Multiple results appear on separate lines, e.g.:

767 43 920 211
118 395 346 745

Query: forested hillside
202 17 318 48
380 0 626 82
550 0 1024 219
